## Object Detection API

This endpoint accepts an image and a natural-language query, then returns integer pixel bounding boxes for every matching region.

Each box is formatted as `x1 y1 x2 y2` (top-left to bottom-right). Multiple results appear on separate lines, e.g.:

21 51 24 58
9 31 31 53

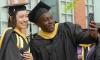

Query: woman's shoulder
2 27 13 33
1 27 13 38
4 28 14 35
0 27 14 48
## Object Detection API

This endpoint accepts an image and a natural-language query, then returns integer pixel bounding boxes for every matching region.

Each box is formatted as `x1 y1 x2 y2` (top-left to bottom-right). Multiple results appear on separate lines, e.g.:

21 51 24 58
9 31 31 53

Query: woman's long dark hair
8 12 17 29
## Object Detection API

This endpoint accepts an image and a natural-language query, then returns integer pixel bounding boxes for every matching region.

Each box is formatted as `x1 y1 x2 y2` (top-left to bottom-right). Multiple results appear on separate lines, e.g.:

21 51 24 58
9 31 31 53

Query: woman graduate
0 4 33 60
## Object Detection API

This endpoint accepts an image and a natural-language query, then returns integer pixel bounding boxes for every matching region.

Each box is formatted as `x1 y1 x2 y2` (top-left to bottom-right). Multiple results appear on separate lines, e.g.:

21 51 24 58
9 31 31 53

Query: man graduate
28 1 98 60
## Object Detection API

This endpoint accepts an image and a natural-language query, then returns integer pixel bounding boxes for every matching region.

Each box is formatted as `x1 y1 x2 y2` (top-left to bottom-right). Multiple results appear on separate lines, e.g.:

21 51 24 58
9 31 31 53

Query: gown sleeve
62 22 97 44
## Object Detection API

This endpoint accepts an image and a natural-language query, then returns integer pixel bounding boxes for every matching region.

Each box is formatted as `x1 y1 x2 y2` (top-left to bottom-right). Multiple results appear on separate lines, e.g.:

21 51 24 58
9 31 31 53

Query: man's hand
89 21 98 39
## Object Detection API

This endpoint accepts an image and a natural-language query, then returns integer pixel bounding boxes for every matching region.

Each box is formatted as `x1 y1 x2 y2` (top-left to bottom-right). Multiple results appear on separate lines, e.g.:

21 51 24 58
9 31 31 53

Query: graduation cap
4 3 28 16
28 1 51 23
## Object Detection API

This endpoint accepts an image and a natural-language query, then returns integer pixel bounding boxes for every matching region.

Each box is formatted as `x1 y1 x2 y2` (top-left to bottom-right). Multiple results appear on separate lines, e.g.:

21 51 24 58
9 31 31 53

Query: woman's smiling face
16 10 28 30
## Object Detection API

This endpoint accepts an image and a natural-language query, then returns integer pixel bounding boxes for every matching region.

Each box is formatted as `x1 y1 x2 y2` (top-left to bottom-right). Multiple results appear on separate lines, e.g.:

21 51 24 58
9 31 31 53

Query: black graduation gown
95 37 100 60
0 29 29 60
30 22 97 60
87 37 100 60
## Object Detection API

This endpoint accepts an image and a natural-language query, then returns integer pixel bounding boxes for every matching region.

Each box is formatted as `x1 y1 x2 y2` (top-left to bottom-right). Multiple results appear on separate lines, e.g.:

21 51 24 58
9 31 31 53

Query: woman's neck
15 27 26 35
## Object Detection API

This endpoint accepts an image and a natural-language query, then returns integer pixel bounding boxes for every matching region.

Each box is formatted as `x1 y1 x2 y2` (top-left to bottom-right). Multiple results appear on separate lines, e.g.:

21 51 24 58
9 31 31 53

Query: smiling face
36 11 55 33
15 10 28 30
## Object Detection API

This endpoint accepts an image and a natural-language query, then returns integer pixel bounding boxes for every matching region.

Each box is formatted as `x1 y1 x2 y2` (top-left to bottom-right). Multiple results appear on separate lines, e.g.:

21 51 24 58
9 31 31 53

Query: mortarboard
4 3 28 16
28 1 51 23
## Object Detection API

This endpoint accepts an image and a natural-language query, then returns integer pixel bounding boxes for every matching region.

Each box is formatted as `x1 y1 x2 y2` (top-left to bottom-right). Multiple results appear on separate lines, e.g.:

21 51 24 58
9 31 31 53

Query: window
0 21 8 34
60 0 74 23
0 21 1 36
85 0 94 27
85 0 94 16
